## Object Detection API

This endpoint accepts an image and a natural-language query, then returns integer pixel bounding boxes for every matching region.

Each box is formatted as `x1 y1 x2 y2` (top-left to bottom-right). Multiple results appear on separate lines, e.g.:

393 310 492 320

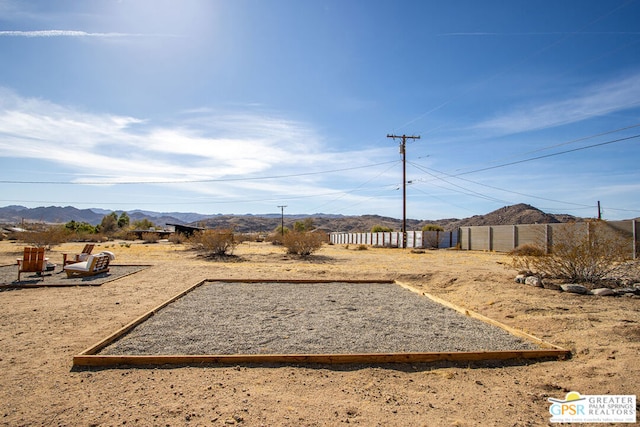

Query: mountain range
0 204 583 233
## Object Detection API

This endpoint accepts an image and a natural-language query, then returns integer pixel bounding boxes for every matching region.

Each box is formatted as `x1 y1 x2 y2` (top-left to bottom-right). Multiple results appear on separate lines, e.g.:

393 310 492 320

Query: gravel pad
0 264 148 287
100 281 539 355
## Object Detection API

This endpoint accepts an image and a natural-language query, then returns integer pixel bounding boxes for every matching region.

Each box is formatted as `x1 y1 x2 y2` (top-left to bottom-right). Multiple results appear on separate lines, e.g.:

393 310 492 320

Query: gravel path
100 281 539 355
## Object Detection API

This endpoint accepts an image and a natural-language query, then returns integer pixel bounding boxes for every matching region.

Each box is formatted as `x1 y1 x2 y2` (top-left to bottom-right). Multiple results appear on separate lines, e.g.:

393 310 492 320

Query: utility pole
387 134 420 247
597 201 602 220
277 205 287 238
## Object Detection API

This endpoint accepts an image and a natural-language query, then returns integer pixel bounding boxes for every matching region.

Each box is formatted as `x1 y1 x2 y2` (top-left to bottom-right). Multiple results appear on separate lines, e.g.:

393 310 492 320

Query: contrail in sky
0 30 177 38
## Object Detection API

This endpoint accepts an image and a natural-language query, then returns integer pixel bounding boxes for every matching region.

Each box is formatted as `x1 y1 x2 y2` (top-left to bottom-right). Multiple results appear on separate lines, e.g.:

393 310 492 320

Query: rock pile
514 274 640 298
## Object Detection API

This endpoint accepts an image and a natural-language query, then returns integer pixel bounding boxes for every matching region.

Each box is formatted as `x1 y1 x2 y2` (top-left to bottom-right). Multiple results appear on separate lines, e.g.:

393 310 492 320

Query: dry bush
110 229 133 241
141 232 160 244
510 244 546 273
511 221 632 283
189 229 236 257
15 225 70 248
282 231 325 257
168 232 188 244
510 243 546 257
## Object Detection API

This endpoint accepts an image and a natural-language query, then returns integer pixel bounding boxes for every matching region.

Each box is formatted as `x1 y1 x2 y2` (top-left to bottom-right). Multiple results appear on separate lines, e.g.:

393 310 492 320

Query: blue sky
1 0 639 220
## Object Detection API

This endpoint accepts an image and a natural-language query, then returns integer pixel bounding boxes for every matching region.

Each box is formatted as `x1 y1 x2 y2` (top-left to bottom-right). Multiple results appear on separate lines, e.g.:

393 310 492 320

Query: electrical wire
452 123 640 173
0 161 398 185
452 133 640 177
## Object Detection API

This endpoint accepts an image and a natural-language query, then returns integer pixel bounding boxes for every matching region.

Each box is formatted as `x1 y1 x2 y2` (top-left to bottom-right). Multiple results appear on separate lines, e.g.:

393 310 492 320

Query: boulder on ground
591 288 616 297
560 284 589 295
524 276 543 287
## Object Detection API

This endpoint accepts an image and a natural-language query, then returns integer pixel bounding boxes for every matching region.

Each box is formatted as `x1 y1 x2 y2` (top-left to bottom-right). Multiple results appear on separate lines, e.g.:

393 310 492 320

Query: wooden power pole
387 134 420 247
277 205 287 237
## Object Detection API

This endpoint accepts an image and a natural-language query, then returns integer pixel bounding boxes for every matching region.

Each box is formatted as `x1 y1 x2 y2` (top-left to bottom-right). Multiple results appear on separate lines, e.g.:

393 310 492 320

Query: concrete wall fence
330 219 638 259
329 230 458 249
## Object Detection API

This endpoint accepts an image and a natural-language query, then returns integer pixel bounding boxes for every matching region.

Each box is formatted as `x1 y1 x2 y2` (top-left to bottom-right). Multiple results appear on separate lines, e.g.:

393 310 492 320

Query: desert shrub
65 220 97 235
510 244 546 274
168 232 188 244
282 230 325 257
511 221 632 283
189 229 236 257
141 232 160 243
268 226 290 245
293 218 315 232
132 218 156 230
421 224 444 232
510 243 546 257
15 225 70 248
371 225 392 233
356 244 368 251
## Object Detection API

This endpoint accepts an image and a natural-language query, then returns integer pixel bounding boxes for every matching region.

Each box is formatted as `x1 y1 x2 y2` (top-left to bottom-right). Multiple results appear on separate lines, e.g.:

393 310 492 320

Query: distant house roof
166 223 205 236
2 226 27 233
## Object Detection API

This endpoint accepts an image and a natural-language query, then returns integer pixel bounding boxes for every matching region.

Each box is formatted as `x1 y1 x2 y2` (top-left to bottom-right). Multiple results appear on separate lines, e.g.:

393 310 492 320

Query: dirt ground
0 240 638 426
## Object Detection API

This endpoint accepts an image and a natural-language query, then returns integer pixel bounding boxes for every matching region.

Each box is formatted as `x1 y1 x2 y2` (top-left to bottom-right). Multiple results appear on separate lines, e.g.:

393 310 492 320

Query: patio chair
63 252 113 278
17 247 47 281
63 244 95 266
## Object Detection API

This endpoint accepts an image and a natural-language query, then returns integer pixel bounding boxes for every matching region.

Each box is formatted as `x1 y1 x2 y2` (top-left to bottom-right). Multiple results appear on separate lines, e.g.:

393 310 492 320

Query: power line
0 161 398 185
409 161 594 208
453 123 640 174
453 133 640 177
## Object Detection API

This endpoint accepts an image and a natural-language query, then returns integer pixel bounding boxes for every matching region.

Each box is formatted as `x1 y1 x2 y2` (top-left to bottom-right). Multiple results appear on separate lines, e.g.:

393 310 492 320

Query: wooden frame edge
73 349 569 367
394 280 570 351
77 279 208 356
73 279 570 367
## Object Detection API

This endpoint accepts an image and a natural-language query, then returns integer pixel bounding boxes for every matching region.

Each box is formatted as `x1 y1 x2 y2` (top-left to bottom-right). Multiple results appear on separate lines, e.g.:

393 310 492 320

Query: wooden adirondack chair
63 244 95 266
17 247 47 281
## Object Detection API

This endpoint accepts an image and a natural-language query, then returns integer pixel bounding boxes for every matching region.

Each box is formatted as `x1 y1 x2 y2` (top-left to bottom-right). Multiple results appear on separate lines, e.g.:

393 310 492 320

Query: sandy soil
0 240 638 426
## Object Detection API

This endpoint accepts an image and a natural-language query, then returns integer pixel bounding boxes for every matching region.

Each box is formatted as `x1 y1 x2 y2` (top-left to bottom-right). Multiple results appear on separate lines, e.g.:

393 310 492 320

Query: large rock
524 276 543 287
560 284 589 295
615 287 640 296
591 288 616 297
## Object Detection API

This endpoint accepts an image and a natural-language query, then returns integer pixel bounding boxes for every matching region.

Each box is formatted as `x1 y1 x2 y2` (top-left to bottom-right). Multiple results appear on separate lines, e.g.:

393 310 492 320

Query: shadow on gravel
71 357 563 373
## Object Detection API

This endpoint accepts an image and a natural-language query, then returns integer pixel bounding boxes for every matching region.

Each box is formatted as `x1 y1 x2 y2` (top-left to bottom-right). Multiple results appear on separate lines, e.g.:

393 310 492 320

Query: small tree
65 220 97 235
132 218 156 230
282 230 325 257
293 218 315 232
371 225 392 233
422 224 444 232
118 212 130 229
98 213 119 235
189 229 236 257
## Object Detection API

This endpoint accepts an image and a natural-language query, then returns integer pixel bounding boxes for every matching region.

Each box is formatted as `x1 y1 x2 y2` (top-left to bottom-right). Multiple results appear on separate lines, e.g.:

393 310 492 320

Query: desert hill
191 203 579 233
0 203 581 234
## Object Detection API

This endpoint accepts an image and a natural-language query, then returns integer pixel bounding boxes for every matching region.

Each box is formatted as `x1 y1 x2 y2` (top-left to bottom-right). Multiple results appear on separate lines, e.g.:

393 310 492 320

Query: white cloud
0 89 375 196
475 72 640 135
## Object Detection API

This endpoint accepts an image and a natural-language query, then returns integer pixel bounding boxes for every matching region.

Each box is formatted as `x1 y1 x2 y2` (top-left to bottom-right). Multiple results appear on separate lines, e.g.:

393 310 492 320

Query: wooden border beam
73 279 570 367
